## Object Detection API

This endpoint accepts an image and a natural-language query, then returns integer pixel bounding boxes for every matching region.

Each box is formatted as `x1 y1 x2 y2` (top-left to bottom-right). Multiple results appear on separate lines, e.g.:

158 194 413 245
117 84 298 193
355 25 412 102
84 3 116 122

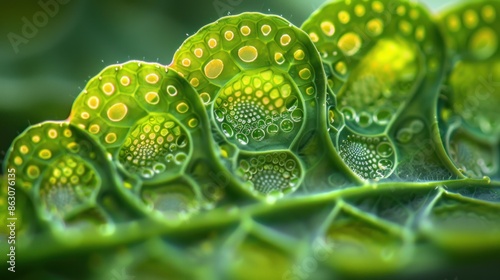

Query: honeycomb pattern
4 122 106 221
302 0 446 181
172 12 328 198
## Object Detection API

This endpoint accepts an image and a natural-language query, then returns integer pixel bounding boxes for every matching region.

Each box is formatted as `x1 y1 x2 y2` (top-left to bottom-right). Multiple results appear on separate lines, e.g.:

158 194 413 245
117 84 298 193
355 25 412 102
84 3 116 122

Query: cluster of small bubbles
238 152 302 194
339 133 395 180
38 155 98 217
119 116 190 179
213 70 303 146
396 119 425 144
39 183 77 217
44 156 96 188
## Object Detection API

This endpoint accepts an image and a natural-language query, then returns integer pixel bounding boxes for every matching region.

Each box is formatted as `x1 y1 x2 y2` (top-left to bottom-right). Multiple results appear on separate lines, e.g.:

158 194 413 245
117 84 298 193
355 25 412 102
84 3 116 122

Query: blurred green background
0 0 458 167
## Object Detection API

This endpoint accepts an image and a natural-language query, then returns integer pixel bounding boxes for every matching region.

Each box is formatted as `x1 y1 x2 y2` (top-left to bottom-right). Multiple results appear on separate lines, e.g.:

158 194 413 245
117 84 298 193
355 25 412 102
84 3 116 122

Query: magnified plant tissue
2 0 500 279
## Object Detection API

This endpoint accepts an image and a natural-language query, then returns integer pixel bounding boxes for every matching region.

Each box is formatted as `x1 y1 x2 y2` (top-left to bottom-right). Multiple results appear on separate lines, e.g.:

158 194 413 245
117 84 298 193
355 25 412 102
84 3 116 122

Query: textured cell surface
2 3 500 280
68 61 230 220
172 12 328 198
302 0 450 181
3 122 112 223
437 0 500 181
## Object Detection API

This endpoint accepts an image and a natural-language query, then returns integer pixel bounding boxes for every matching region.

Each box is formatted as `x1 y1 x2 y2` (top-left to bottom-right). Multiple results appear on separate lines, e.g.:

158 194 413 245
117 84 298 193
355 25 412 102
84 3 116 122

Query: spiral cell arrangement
2 1 500 279
437 0 500 180
172 12 327 199
301 0 449 181
4 122 114 224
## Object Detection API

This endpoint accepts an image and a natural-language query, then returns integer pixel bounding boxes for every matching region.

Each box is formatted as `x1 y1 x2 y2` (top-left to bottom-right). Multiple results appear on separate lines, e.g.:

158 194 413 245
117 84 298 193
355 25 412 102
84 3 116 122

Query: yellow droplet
399 20 412 35
176 102 189 113
274 98 284 108
105 133 117 144
482 5 496 23
335 61 347 75
199 92 211 104
447 15 461 32
145 91 160 105
27 165 40 179
63 129 72 138
469 27 498 59
309 32 319 42
280 34 291 46
102 82 115 96
293 49 305 60
107 103 128 122
70 176 79 184
240 25 251 36
280 84 292 98
81 112 90 119
32 135 40 143
409 9 420 20
415 26 426 41
396 5 406 16
190 78 200 87
366 18 384 36
338 32 362 56
354 4 365 17
39 149 52 160
87 96 100 110
188 118 198 128
306 86 315 95
166 85 178 96
274 52 285 65
463 9 478 29
224 30 234 41
261 24 272 36
238 45 259 62
338 11 350 24
208 38 218 48
48 129 58 139
120 76 131 86
145 73 159 84
89 124 100 134
194 48 203 58
20 145 29 154
320 21 335 36
299 68 312 80
14 156 23 165
182 58 191 67
270 89 280 99
372 1 384 13
204 59 224 79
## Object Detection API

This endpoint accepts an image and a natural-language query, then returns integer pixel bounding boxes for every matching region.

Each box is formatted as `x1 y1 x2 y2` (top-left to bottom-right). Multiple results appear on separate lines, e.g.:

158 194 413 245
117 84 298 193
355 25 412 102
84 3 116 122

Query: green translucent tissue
1 1 500 279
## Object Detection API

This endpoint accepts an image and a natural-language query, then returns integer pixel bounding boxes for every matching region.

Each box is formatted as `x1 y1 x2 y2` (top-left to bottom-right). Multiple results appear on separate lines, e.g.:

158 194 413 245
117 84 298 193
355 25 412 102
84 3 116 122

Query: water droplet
374 108 392 125
221 123 234 137
356 112 372 127
409 119 424 133
252 128 265 141
377 142 394 157
280 119 294 132
396 128 413 143
378 159 393 170
291 108 303 122
236 133 249 145
267 124 279 134
341 106 356 121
